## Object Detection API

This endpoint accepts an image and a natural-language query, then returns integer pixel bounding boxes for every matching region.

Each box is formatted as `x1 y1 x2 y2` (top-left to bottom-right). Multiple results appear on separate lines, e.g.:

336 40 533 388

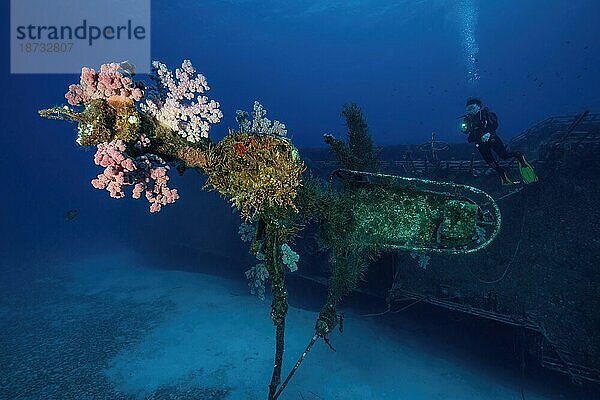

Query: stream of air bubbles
458 0 481 87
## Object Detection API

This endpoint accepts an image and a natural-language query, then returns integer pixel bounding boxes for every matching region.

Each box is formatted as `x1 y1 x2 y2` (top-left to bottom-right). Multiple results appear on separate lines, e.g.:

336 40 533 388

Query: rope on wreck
471 186 527 285
273 334 319 400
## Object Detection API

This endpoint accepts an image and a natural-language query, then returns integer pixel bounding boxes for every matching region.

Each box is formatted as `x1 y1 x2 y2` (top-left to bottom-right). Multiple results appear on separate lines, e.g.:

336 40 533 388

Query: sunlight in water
458 0 480 86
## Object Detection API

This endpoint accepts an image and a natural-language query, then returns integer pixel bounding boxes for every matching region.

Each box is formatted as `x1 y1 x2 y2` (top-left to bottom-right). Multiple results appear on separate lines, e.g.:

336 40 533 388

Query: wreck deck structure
299 111 600 385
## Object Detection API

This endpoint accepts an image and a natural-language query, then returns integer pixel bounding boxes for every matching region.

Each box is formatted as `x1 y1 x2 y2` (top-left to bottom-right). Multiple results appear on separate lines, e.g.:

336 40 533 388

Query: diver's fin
518 156 538 184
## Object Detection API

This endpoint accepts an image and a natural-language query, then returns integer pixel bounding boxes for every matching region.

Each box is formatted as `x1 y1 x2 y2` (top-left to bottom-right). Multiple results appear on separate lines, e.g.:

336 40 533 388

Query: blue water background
0 3 598 397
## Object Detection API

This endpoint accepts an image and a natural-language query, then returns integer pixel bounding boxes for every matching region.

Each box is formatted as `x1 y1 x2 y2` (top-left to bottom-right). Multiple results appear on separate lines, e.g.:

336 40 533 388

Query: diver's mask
465 103 481 115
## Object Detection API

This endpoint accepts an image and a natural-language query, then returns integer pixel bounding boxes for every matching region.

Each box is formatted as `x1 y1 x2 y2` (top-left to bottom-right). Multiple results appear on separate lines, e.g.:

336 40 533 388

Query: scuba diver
460 97 538 185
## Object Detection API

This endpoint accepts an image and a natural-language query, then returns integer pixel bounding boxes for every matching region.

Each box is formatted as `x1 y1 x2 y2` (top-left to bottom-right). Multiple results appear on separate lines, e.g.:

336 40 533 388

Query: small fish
117 61 136 77
64 209 78 221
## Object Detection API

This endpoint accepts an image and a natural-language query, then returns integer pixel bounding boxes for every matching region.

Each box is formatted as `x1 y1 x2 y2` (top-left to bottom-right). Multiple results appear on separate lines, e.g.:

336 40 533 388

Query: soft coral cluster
57 60 226 212
91 140 135 198
91 140 179 212
141 59 222 143
65 63 143 106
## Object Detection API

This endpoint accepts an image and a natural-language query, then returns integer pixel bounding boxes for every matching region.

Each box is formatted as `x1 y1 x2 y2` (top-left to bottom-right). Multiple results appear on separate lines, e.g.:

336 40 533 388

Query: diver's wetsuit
464 107 522 176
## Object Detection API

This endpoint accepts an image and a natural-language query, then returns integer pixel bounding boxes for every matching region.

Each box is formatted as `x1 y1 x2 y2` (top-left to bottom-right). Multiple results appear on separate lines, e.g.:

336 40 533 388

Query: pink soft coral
91 140 179 212
65 63 143 106
91 140 135 198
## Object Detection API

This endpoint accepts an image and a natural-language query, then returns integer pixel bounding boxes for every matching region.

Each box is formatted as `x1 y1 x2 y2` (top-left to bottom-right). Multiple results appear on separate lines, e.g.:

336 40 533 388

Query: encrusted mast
40 60 500 399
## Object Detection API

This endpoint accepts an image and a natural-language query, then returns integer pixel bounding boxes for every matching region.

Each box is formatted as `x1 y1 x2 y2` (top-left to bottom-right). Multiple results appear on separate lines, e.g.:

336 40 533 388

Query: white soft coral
142 60 223 143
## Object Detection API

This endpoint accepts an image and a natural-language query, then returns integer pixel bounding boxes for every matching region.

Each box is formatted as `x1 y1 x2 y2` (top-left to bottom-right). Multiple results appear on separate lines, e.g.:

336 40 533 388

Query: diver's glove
481 133 491 142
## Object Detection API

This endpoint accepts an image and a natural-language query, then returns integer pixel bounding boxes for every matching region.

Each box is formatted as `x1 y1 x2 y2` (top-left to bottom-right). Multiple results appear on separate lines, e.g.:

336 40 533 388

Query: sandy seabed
0 252 582 399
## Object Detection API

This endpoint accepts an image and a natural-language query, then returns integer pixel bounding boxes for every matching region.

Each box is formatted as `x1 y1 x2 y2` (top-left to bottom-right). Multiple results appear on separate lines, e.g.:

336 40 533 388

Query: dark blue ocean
1 1 599 399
